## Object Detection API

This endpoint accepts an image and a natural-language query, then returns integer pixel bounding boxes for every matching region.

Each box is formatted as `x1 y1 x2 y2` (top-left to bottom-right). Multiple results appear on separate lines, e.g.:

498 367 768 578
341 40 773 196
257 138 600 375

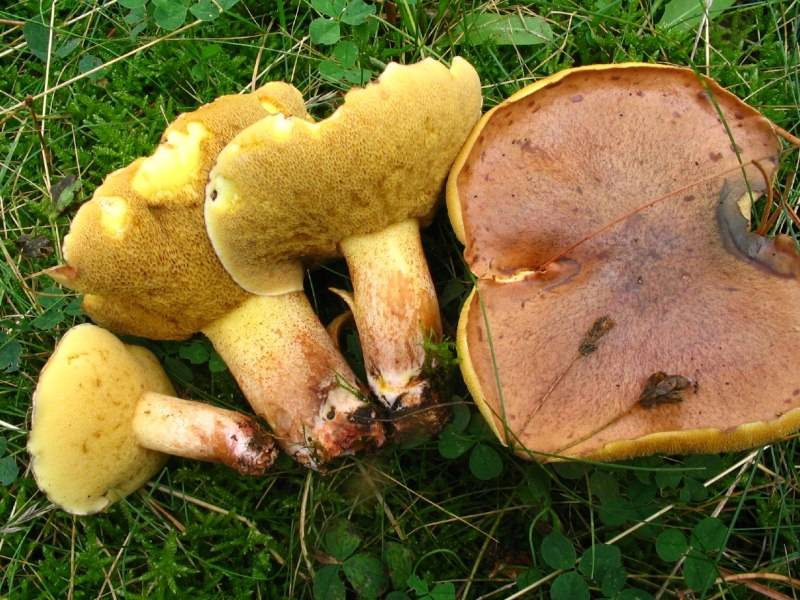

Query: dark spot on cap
210 189 218 201
709 152 723 162
684 194 695 202
570 94 583 103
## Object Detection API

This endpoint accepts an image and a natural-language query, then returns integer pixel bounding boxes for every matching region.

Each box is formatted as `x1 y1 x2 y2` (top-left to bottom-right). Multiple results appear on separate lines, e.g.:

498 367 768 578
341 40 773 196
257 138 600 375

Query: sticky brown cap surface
28 324 174 514
54 84 309 338
205 58 482 294
450 64 800 459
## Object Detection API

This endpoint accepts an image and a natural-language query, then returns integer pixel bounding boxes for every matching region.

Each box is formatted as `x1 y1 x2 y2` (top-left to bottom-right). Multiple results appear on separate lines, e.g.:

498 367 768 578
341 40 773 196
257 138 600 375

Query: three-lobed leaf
459 13 553 46
541 530 576 570
0 456 19 486
428 582 456 600
468 443 503 480
549 571 589 600
23 21 49 60
179 341 211 365
324 519 361 561
683 550 718 591
313 565 345 600
333 40 358 67
342 553 387 600
152 0 188 30
383 542 413 590
341 0 375 25
655 529 689 562
0 334 22 373
78 54 105 79
310 18 341 45
190 0 221 21
311 0 347 17
691 517 728 553
437 427 473 459
318 59 371 85
578 544 622 583
658 0 736 31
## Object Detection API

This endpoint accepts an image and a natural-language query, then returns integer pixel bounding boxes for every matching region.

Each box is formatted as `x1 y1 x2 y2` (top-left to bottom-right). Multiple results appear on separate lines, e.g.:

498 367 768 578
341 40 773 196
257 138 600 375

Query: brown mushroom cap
50 83 309 339
28 324 173 514
204 57 482 294
448 63 800 460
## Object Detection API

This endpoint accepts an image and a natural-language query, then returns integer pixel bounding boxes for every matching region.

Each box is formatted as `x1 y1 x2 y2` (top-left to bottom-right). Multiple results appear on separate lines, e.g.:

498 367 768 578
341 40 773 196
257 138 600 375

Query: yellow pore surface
56 83 310 339
28 324 173 514
205 57 482 295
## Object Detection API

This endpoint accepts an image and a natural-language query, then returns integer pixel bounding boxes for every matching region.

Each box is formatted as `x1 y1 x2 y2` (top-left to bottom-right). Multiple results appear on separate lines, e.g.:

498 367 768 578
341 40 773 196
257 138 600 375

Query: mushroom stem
133 393 278 475
339 218 447 437
201 293 385 469
29 324 278 515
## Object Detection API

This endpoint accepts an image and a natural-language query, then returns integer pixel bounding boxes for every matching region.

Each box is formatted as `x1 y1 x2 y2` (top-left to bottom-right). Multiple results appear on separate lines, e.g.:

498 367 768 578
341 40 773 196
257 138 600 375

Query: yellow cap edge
460 290 800 461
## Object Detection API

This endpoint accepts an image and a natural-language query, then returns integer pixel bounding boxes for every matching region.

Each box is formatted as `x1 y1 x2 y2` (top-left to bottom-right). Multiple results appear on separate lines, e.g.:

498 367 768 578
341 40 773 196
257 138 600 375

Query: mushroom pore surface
54 84 309 339
205 58 482 294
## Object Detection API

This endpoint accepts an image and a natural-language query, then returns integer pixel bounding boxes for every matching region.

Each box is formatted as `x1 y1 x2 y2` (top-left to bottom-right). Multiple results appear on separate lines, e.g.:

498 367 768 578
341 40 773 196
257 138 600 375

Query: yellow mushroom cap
28 324 174 515
205 57 482 295
52 83 310 339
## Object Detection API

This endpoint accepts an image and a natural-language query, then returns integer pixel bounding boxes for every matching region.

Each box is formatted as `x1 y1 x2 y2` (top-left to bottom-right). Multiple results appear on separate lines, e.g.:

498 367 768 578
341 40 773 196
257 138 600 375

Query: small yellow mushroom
28 324 277 515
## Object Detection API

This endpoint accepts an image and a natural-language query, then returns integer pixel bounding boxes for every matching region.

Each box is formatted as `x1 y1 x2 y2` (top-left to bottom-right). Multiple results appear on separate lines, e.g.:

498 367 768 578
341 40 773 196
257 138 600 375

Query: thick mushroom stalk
28 324 277 515
202 291 384 468
447 62 800 461
338 219 445 436
47 84 386 468
204 58 482 438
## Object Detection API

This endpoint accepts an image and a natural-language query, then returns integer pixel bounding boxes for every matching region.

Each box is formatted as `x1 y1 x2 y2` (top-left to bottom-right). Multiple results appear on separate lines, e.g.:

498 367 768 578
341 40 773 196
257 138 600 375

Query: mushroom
204 58 482 436
28 324 277 515
48 84 384 468
446 63 800 461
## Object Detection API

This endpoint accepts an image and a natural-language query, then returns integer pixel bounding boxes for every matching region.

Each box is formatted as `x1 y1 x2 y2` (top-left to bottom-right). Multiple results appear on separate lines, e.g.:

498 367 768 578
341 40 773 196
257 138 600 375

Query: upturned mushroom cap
28 324 173 514
205 57 482 294
448 63 800 460
50 83 309 339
